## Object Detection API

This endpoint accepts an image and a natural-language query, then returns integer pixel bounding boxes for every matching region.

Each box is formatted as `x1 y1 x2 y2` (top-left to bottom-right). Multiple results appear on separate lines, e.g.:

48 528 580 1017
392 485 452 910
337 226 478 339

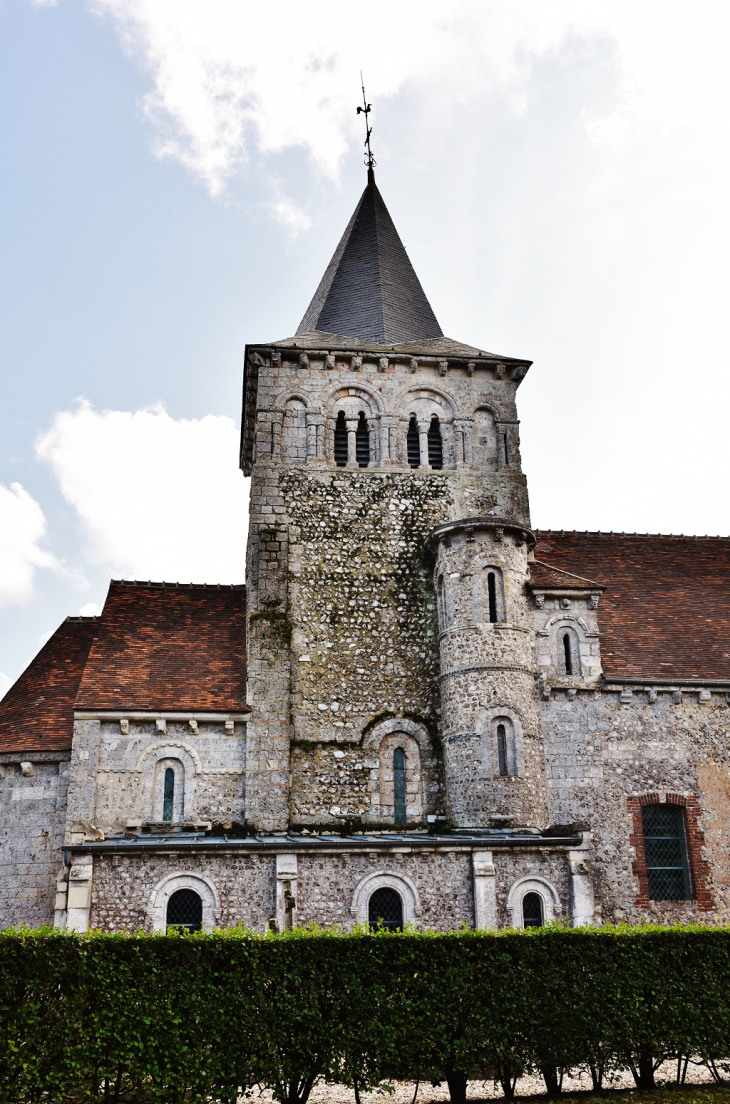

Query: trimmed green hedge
1 925 730 1104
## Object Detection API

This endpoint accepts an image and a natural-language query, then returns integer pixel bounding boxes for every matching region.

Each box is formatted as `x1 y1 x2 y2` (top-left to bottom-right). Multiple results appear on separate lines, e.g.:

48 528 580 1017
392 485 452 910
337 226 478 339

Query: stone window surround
147 871 220 933
628 792 712 911
505 875 561 929
363 717 428 823
475 704 524 780
153 757 185 823
350 870 421 928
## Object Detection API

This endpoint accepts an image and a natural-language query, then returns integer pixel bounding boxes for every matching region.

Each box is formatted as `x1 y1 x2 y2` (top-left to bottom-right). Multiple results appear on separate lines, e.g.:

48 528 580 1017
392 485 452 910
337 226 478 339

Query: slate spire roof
297 169 443 345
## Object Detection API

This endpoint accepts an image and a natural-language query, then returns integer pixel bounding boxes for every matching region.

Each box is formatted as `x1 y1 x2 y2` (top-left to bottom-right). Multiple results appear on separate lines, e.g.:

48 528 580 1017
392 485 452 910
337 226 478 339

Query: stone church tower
1 165 728 935
241 167 547 837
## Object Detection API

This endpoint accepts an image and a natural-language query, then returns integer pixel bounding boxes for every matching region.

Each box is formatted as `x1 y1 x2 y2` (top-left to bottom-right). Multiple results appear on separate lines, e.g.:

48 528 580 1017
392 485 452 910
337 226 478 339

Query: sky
1 0 729 694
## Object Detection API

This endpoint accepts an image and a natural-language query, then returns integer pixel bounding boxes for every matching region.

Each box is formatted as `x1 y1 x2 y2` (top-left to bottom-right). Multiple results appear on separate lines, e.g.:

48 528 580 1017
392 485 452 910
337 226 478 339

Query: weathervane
356 73 375 172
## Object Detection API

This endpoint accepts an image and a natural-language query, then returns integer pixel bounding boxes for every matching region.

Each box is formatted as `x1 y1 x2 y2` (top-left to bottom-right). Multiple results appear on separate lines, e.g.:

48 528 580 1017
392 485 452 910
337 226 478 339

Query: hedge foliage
1 925 730 1104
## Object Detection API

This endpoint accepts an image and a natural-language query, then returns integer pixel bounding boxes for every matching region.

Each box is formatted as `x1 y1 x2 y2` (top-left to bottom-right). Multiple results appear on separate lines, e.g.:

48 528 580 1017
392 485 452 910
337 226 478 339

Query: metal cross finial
356 72 375 172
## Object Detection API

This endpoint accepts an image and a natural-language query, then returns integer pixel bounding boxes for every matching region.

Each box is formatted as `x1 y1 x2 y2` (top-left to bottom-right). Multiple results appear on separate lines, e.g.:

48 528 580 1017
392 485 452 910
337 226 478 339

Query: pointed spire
296 172 443 345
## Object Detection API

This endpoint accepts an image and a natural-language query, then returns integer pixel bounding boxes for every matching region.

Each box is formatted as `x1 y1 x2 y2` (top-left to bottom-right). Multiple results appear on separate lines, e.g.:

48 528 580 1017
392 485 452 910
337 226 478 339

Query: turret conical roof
297 169 443 345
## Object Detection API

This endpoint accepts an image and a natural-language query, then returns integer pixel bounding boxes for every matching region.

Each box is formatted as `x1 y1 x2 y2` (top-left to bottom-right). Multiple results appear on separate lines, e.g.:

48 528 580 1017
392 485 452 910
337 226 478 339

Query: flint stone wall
541 687 730 925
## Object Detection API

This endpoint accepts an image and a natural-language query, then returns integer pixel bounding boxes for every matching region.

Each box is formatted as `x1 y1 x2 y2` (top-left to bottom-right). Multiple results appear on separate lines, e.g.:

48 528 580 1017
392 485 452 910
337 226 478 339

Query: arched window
496 724 508 776
162 767 175 823
487 571 498 622
642 804 692 900
282 399 308 465
484 568 505 623
427 415 443 469
355 411 370 467
368 886 403 931
492 716 516 777
407 415 420 468
393 747 407 825
522 892 543 928
334 411 348 466
166 889 203 933
558 627 582 676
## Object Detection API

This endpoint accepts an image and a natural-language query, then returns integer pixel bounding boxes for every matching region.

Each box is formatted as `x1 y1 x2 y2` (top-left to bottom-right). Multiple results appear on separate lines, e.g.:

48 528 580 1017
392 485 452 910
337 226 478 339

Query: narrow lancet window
393 747 407 824
522 892 543 928
163 767 175 823
428 415 443 469
356 411 370 467
407 415 420 468
487 571 498 623
503 432 509 466
563 633 574 675
334 411 348 466
497 724 508 776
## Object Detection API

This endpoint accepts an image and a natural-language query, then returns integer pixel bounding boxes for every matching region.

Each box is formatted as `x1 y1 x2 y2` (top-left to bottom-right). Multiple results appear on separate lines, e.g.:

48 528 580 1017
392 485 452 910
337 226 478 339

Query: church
1 165 729 935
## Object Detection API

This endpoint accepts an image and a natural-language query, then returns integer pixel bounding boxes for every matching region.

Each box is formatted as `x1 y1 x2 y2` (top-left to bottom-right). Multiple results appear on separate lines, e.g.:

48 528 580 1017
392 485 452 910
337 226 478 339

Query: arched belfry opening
407 415 420 468
428 415 443 469
356 412 370 467
334 411 348 466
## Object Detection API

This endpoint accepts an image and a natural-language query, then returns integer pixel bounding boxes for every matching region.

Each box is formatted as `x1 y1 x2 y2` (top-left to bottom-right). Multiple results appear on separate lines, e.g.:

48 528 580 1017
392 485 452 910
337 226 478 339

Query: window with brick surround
642 804 691 900
628 794 712 910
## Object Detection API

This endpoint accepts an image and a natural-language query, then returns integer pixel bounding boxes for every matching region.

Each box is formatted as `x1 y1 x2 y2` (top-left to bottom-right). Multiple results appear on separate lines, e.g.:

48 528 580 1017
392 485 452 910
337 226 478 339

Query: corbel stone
224 719 235 734
561 597 571 609
20 761 34 777
467 361 475 377
534 594 545 609
438 359 448 376
298 353 309 369
409 358 419 373
495 363 506 379
378 357 389 373
494 527 504 543
351 356 362 371
588 594 600 609
270 350 281 366
0 765 5 780
620 688 633 704
648 688 658 703
698 689 711 703
156 718 167 735
672 690 683 705
189 719 199 733
119 719 129 735
324 354 335 370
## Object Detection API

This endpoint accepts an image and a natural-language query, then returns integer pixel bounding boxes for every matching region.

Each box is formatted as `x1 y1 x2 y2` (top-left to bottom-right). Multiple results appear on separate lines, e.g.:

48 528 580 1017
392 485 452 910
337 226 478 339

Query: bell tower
240 166 545 833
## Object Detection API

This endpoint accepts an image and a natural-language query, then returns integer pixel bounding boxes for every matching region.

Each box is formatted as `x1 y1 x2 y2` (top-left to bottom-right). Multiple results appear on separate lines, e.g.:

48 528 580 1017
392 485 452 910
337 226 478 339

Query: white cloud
0 672 11 700
85 1 730 204
36 401 247 584
79 602 103 616
0 482 61 608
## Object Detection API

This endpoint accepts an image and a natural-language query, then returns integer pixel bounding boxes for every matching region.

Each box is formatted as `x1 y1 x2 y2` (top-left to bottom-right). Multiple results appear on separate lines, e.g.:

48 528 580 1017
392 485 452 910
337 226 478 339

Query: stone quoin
1 167 729 933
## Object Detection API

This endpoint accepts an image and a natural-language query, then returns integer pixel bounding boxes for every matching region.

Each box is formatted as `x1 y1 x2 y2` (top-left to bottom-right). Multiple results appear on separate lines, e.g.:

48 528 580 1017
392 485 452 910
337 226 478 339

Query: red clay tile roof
0 617 98 754
75 581 247 712
529 560 603 590
534 531 730 682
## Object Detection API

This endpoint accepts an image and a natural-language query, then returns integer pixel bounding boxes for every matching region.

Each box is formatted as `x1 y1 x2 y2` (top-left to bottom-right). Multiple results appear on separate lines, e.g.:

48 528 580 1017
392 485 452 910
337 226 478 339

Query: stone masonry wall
89 851 276 932
541 687 730 925
66 719 245 838
0 753 69 928
245 344 533 830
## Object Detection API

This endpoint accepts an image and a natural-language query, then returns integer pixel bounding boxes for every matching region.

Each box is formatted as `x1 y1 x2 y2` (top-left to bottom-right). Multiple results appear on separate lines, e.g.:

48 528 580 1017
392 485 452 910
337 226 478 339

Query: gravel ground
245 1061 718 1104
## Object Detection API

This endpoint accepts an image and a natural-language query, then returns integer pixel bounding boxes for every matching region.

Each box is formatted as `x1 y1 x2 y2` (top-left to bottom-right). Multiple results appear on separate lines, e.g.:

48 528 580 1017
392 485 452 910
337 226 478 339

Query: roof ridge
110 579 246 589
536 530 729 540
530 560 604 589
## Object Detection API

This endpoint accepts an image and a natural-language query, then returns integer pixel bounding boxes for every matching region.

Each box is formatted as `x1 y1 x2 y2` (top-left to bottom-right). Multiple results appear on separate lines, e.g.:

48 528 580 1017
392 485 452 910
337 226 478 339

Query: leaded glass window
522 892 543 928
642 804 692 900
166 889 202 933
368 887 403 931
393 747 406 824
163 767 174 823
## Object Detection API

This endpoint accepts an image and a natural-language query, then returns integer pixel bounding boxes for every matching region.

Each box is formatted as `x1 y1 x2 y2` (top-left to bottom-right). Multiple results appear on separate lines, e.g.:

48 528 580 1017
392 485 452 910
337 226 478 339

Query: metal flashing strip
65 831 581 863
602 677 730 690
